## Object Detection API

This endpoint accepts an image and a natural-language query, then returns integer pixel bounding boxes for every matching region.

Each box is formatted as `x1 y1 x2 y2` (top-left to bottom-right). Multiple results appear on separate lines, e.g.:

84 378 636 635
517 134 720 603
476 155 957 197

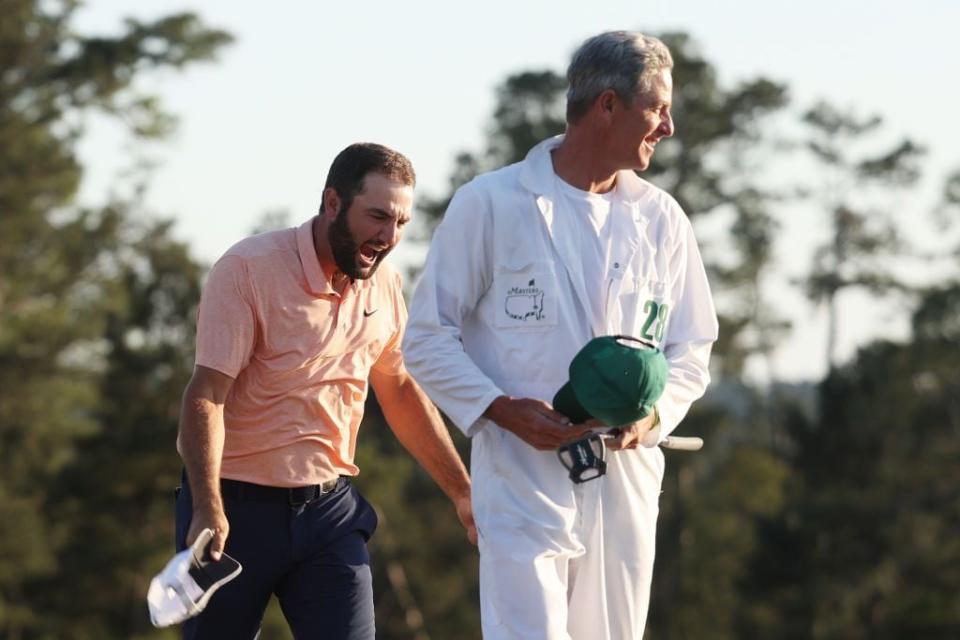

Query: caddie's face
325 173 413 280
610 68 675 172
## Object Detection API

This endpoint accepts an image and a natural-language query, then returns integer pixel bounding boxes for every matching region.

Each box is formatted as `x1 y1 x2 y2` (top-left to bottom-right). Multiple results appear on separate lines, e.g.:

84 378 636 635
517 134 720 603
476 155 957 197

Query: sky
72 0 960 381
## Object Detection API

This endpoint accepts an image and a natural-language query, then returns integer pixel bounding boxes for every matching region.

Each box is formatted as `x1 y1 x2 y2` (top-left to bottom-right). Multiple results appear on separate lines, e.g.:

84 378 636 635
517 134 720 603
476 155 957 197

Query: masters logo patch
505 278 546 321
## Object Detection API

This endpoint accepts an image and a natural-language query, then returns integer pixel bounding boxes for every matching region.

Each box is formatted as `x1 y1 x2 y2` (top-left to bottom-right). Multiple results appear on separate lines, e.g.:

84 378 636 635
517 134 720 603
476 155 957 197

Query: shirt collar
519 134 651 203
297 217 334 295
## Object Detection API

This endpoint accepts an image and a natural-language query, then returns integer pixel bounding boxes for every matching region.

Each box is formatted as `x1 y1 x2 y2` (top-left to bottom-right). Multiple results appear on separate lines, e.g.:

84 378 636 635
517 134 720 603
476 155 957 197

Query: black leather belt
220 477 345 506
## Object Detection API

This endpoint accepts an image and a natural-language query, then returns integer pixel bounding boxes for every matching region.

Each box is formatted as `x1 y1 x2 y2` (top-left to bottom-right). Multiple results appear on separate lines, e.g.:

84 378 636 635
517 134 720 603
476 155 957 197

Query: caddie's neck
551 123 619 194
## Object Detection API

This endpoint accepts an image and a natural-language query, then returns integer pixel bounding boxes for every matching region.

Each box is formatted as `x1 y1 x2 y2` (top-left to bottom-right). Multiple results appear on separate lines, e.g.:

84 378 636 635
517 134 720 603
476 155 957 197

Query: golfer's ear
322 187 341 221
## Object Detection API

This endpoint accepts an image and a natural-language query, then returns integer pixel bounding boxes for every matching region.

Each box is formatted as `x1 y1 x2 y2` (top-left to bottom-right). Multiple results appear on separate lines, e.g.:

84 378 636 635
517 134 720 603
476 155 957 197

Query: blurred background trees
0 1 230 637
1 4 957 638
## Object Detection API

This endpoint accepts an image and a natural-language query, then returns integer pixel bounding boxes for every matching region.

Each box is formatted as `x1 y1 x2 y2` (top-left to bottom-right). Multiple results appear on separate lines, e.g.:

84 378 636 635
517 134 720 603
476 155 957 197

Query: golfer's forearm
177 393 226 513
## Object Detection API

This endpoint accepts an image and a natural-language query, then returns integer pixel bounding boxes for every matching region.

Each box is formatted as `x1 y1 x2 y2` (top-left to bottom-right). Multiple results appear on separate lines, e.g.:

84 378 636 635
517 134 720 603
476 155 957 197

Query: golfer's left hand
606 412 658 451
454 493 477 546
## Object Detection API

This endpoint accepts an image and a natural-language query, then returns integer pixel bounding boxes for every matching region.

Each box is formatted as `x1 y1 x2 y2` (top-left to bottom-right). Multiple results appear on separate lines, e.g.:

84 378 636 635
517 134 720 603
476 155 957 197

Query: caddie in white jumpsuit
403 31 719 639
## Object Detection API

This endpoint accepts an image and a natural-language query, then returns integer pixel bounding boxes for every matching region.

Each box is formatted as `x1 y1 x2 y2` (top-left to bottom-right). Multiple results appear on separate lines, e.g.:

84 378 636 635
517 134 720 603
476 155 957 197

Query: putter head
557 434 607 483
147 528 242 627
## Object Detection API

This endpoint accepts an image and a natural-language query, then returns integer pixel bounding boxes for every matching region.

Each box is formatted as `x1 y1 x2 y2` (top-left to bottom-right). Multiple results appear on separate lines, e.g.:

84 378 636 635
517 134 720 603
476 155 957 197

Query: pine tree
800 102 925 368
0 2 230 635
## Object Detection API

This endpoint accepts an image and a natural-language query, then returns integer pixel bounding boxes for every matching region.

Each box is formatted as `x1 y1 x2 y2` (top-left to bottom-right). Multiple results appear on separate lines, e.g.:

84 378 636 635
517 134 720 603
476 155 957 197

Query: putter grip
660 436 704 451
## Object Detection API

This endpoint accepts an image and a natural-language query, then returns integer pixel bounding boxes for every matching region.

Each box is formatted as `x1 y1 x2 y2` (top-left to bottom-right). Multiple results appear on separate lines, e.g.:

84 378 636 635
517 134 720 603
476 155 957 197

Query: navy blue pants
175 476 379 639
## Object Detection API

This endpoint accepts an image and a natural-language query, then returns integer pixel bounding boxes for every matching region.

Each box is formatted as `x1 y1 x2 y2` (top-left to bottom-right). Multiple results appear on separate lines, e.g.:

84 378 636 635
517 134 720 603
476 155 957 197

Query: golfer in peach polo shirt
174 143 474 640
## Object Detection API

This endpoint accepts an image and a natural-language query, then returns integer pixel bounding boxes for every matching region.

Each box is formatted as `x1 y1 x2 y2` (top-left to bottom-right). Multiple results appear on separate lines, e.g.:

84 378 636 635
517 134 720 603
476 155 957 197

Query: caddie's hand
187 505 229 561
453 493 478 546
606 412 657 451
484 396 592 451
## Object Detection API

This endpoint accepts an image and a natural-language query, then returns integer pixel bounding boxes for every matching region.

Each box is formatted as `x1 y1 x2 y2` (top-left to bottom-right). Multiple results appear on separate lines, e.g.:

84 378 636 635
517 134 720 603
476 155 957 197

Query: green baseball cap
552 335 668 426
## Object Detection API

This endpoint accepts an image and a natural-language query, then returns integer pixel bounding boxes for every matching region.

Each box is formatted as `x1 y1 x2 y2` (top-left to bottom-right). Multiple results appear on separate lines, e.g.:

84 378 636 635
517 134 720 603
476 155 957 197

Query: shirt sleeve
402 181 506 437
195 254 258 379
649 208 719 443
372 269 408 376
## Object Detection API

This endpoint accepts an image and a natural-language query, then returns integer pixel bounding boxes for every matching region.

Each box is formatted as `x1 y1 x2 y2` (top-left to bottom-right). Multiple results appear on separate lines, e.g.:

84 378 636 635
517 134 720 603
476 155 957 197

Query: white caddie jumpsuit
403 136 719 639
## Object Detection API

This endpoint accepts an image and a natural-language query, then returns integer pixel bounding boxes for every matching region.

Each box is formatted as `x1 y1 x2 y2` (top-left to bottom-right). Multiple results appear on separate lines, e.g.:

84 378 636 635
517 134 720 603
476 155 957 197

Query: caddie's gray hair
566 31 674 123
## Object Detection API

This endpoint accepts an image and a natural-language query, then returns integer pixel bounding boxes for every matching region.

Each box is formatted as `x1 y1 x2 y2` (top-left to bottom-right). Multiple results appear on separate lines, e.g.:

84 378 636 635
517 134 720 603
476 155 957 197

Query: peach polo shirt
195 217 407 487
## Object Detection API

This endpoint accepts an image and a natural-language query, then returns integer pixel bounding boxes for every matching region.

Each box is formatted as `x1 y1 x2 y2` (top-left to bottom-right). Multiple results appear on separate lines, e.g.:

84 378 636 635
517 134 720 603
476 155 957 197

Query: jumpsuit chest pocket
617 277 672 346
492 261 559 330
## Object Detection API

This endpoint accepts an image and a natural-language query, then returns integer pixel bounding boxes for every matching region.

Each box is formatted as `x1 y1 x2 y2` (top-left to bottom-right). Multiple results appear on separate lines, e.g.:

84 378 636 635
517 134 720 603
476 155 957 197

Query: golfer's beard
328 212 388 280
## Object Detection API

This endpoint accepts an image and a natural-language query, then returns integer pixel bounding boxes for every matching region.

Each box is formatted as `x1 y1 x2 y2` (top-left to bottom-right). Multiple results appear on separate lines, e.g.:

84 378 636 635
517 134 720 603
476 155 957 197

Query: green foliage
800 101 926 367
0 1 230 636
27 221 204 638
650 396 798 640
913 283 960 343
783 302 960 638
933 168 960 260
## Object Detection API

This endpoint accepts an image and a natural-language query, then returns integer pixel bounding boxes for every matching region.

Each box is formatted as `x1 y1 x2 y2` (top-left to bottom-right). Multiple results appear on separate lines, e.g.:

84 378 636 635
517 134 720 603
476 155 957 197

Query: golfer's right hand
483 396 591 450
187 506 229 561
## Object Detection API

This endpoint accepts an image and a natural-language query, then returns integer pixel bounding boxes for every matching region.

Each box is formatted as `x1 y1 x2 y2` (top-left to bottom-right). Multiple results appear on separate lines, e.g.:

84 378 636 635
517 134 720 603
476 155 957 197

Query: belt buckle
288 479 337 506
319 477 338 495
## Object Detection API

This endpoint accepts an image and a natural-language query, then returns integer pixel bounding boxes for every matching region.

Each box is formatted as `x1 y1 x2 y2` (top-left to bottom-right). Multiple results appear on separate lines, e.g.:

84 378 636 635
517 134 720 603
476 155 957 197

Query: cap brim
147 528 243 627
552 381 593 424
